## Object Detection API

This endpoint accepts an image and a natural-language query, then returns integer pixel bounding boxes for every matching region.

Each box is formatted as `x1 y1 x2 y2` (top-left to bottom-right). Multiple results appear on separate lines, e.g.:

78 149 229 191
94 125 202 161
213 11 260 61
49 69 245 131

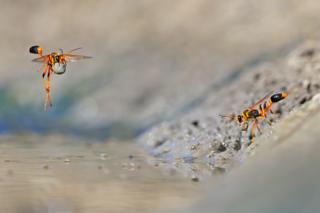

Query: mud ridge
138 39 320 180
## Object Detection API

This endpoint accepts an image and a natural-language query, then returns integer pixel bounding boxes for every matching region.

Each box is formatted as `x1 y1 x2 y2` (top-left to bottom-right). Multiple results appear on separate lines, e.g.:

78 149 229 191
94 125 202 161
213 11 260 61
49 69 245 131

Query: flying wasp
220 92 288 145
29 45 91 111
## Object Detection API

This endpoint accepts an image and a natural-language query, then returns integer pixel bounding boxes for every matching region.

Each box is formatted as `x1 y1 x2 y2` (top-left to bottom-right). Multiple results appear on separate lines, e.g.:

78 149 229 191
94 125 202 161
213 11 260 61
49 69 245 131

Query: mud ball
52 63 67 74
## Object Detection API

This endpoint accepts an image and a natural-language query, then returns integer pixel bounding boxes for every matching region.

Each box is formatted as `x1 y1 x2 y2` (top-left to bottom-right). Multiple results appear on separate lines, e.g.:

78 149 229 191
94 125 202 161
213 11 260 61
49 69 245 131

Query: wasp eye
238 115 243 123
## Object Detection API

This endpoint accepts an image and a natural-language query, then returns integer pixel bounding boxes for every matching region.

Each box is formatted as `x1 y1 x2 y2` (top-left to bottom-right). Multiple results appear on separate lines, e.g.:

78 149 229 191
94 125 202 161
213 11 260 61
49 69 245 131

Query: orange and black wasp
220 92 288 145
29 45 91 111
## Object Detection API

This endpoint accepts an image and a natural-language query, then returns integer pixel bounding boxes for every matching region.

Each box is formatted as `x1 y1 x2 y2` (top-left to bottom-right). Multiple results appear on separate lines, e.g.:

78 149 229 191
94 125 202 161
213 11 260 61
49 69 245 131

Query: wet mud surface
0 135 200 213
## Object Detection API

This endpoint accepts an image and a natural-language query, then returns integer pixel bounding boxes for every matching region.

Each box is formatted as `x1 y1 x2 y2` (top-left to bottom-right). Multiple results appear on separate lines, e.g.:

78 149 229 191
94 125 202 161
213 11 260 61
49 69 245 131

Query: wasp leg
241 122 248 131
44 81 51 111
270 109 274 114
256 122 262 134
42 64 49 79
266 118 273 126
38 63 46 74
264 113 273 126
43 66 53 111
42 65 49 95
249 120 258 145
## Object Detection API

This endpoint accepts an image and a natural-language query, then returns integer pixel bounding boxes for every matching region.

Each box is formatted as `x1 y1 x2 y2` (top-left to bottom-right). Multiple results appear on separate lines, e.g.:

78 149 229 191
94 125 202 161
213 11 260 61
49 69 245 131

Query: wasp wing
63 54 92 62
31 55 50 63
248 92 273 109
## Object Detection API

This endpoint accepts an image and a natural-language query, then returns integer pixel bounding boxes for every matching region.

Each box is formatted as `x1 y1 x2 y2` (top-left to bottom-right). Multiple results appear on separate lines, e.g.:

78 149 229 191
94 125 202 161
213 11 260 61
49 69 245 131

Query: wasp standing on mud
29 45 91 111
220 92 288 145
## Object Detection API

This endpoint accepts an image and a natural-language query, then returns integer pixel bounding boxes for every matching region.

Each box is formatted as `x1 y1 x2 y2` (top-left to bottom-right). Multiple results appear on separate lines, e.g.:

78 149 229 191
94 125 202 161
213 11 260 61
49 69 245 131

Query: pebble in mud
191 175 199 182
209 140 227 153
300 48 315 58
299 97 311 105
212 167 226 175
191 120 199 127
206 151 215 158
99 153 108 160
121 162 141 171
64 158 71 163
233 139 241 151
190 143 200 151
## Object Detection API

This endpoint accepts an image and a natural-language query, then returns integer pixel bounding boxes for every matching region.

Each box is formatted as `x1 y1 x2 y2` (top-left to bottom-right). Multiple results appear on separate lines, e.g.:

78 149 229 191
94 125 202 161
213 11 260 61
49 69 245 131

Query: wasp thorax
52 62 67 74
248 109 260 117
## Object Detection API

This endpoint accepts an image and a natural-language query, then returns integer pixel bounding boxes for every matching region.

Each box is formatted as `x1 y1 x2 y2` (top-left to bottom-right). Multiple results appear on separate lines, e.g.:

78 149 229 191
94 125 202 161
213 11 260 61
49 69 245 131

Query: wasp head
237 114 244 124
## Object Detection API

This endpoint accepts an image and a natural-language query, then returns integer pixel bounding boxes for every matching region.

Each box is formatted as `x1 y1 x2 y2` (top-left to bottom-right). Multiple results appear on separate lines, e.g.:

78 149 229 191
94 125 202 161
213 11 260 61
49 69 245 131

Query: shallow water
0 134 201 213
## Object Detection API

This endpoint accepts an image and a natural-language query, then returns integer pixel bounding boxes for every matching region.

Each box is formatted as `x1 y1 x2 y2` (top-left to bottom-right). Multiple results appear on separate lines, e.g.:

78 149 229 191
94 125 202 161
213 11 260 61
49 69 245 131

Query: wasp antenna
219 114 235 120
220 113 238 123
219 114 228 118
68 47 83 53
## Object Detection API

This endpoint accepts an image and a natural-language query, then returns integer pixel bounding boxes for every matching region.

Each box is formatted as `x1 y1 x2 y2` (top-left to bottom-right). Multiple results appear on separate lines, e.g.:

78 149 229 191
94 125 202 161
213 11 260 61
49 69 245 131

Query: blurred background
1 0 320 139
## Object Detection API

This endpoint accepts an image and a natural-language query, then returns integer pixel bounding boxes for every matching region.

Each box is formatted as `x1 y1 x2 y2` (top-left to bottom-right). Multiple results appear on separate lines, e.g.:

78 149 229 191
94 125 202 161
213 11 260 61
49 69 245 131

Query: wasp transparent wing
248 92 273 109
63 54 92 62
31 55 49 63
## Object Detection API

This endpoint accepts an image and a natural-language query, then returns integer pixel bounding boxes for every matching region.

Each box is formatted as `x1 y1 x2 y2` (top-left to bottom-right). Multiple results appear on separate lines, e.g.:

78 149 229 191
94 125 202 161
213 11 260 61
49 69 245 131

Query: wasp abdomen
29 45 42 55
271 92 288 103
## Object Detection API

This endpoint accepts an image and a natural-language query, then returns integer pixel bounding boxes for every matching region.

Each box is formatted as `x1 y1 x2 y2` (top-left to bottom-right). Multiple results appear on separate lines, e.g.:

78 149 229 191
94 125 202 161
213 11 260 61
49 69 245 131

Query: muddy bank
138 39 320 180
